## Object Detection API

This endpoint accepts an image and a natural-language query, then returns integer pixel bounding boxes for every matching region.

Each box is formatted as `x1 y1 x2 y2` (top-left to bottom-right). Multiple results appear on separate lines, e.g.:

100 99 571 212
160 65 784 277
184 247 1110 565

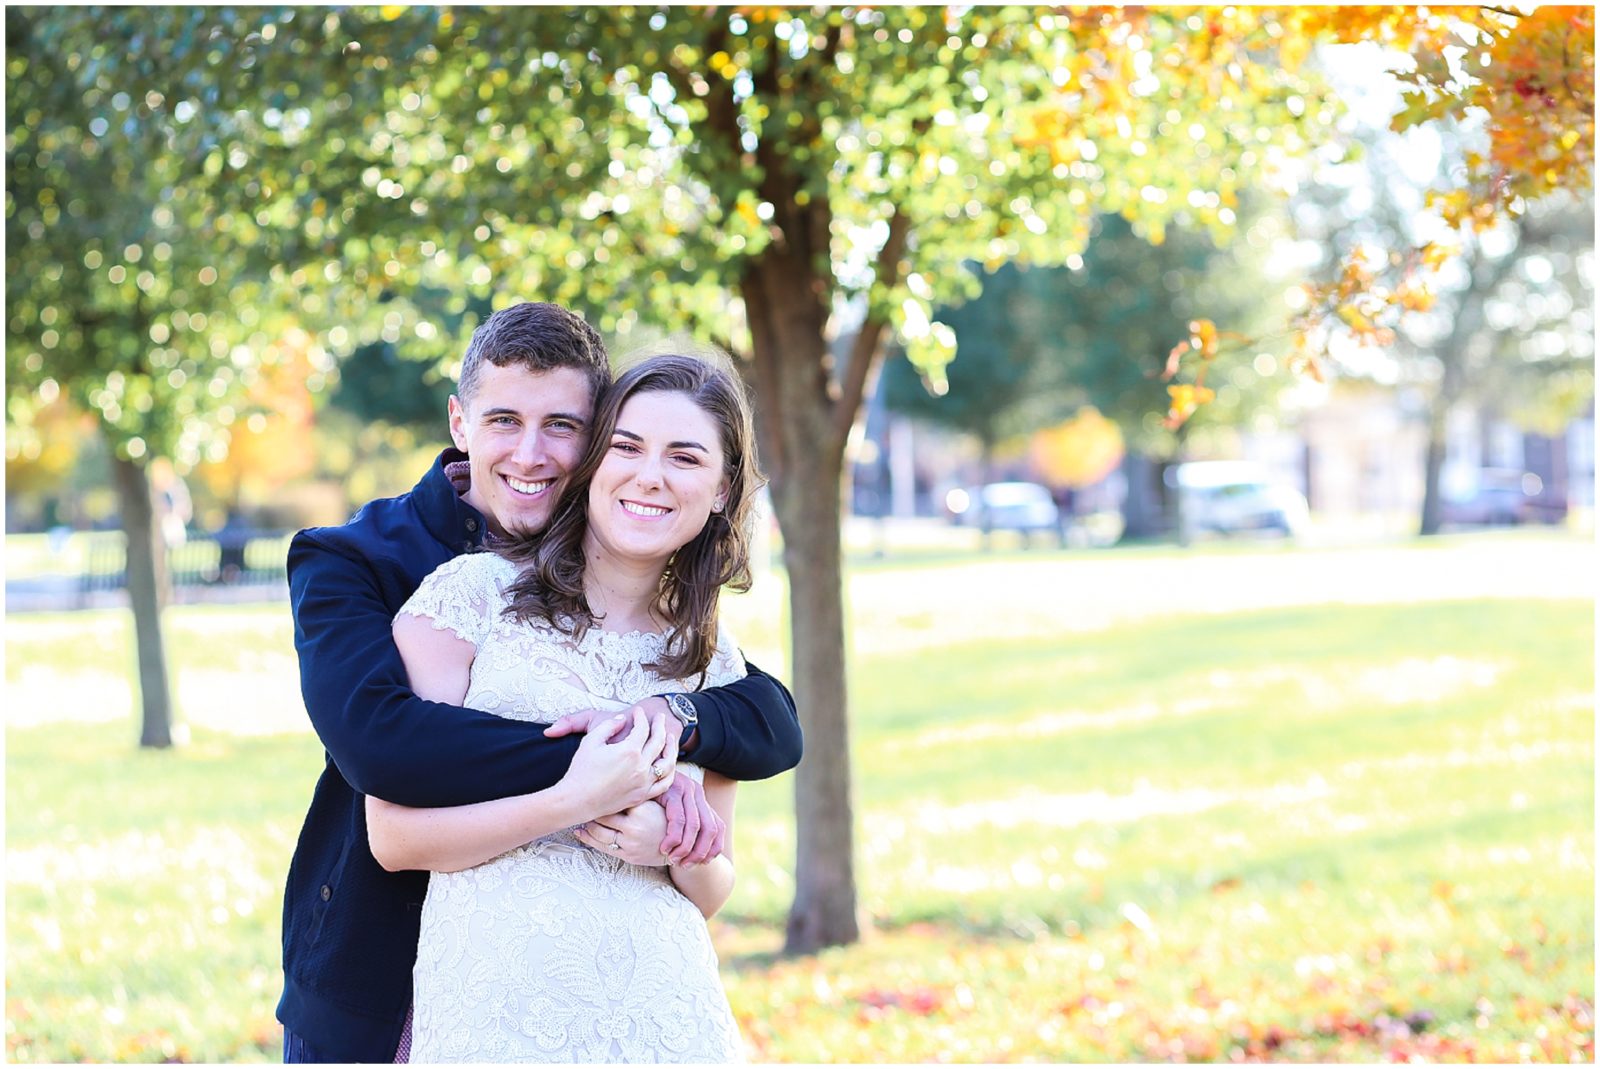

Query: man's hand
563 709 675 816
545 708 632 741
546 698 680 750
656 774 725 866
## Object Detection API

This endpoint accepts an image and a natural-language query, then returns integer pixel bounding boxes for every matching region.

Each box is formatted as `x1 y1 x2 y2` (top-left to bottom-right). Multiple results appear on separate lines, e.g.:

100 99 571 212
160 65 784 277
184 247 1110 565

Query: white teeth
506 476 553 495
621 501 670 517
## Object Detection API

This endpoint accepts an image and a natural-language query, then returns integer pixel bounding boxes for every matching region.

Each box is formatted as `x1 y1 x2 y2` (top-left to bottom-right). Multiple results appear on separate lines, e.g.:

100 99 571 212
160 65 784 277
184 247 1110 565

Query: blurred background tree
4 8 335 747
882 204 1293 538
1286 100 1595 535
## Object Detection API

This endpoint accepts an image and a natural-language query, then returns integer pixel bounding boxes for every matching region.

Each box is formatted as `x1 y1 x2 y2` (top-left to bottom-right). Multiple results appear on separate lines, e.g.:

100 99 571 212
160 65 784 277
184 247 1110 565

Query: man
279 302 803 1062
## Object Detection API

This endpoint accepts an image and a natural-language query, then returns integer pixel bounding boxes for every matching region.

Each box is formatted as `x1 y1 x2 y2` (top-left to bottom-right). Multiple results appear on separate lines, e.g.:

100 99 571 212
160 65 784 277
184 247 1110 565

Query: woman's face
586 390 729 569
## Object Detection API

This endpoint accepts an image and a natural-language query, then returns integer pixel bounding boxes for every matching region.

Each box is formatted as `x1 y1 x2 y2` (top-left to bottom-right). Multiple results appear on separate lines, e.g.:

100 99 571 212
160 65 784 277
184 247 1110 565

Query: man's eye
549 420 579 433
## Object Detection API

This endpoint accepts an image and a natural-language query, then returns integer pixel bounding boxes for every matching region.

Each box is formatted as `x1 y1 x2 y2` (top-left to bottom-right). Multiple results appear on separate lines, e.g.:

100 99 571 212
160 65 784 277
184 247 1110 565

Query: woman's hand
562 708 675 818
574 801 670 866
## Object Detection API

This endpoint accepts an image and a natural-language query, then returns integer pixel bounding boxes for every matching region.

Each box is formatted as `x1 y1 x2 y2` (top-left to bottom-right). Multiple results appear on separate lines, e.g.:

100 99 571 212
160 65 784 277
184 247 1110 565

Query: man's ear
447 395 469 452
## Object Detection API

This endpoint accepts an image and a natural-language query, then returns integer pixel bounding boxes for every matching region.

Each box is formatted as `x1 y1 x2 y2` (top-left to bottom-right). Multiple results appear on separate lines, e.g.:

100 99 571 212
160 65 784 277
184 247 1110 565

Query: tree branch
831 206 912 447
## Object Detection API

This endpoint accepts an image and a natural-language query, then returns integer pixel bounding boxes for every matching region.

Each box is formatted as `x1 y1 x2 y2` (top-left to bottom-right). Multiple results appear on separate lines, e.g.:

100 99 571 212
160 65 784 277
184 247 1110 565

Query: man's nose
512 430 547 468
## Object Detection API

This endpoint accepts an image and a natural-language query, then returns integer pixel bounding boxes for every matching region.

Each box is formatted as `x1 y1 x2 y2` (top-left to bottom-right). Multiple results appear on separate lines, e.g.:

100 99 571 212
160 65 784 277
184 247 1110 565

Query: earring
712 500 724 513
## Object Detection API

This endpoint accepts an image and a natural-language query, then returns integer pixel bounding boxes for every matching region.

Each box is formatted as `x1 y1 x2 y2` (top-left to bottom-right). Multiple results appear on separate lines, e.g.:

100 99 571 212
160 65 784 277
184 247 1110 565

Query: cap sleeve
395 552 512 649
701 619 750 690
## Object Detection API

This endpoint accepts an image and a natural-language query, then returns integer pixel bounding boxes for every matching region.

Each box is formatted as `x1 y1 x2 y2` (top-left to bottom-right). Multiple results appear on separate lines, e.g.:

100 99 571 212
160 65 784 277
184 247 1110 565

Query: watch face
670 694 698 725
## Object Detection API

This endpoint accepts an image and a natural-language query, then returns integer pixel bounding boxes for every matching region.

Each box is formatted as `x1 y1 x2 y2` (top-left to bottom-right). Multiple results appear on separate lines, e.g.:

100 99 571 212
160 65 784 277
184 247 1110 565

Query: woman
366 352 762 1062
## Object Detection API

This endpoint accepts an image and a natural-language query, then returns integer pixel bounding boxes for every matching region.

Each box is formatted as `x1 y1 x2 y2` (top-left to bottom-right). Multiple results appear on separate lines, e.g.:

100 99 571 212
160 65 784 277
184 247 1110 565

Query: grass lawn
5 540 1594 1062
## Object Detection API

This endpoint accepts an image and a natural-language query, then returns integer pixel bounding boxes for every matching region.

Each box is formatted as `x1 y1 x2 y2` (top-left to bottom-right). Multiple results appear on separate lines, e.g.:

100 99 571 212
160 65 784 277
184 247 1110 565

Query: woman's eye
610 440 638 453
672 453 700 466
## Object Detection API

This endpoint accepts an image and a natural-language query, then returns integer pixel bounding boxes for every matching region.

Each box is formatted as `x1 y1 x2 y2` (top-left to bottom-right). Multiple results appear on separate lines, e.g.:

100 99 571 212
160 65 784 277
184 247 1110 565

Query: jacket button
320 885 332 901
465 518 478 532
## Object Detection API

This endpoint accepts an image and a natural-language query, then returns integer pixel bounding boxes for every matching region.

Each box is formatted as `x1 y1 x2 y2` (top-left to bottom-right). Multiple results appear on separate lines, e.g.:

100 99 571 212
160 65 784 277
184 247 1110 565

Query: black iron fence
78 531 292 595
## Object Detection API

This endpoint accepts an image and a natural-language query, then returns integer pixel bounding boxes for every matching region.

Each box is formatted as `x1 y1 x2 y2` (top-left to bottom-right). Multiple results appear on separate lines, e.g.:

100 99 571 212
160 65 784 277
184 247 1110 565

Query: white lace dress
396 551 745 1063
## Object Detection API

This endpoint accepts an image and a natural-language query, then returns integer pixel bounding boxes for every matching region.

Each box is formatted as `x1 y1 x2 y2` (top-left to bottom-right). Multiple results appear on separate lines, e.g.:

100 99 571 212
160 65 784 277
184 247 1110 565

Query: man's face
448 363 594 538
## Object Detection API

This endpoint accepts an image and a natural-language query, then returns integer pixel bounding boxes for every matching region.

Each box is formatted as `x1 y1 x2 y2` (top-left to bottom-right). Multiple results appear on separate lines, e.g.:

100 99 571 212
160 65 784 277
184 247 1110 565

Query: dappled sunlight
893 655 1513 753
848 540 1594 655
6 666 130 727
1340 737 1591 777
178 670 309 735
5 663 310 735
874 779 1336 845
7 825 284 897
1348 656 1505 705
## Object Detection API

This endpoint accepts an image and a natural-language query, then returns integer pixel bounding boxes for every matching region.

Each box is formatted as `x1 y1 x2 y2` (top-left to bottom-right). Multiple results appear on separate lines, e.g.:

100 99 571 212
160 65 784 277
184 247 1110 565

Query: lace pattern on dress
401 550 748 1063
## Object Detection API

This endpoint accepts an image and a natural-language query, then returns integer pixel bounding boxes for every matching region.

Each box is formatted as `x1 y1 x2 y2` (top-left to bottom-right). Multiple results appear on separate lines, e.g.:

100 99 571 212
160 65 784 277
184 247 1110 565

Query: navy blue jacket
277 450 802 1062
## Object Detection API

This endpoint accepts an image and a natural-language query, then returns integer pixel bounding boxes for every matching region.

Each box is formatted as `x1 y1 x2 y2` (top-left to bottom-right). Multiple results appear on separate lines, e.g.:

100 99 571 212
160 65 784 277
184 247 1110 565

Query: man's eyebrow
612 427 709 451
479 407 587 426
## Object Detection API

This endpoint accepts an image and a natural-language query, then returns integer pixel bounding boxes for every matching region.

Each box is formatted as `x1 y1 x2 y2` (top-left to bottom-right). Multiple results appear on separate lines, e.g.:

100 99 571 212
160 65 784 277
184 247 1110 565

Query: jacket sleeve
288 530 582 808
682 662 803 781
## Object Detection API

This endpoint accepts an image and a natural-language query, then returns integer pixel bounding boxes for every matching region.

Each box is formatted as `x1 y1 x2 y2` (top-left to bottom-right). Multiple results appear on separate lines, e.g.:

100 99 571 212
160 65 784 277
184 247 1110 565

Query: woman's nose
634 453 664 488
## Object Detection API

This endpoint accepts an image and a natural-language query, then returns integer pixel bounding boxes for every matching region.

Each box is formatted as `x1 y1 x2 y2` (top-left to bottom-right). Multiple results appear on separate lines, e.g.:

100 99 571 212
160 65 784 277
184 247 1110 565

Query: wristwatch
661 692 699 731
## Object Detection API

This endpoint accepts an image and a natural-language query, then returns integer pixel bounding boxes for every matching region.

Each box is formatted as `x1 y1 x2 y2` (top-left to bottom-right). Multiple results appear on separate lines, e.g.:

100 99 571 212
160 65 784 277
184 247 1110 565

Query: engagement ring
651 761 669 780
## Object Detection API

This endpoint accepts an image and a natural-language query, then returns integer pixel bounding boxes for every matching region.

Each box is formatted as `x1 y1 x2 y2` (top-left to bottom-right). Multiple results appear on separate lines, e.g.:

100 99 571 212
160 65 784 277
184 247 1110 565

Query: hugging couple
278 301 804 1063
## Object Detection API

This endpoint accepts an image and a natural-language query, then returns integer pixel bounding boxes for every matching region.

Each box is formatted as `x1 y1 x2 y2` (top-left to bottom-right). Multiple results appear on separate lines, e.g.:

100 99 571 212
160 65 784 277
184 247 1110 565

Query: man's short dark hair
457 302 612 405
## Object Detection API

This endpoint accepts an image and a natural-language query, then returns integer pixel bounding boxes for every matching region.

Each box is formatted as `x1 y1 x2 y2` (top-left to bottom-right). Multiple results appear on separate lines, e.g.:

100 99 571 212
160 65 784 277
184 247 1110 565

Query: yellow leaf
1337 305 1372 332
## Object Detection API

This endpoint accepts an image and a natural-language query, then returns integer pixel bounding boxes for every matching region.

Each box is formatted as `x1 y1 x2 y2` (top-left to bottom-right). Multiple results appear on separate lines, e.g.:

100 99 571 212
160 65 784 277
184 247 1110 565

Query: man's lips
505 475 554 497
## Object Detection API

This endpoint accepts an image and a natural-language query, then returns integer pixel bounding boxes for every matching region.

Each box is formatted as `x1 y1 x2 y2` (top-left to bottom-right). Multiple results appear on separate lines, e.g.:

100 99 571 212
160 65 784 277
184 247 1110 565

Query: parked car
1439 469 1566 526
1169 461 1309 539
945 481 1062 538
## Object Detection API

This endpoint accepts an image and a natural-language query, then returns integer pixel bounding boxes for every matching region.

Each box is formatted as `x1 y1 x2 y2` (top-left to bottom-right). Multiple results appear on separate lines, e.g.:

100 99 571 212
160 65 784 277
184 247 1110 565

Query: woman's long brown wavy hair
498 351 765 684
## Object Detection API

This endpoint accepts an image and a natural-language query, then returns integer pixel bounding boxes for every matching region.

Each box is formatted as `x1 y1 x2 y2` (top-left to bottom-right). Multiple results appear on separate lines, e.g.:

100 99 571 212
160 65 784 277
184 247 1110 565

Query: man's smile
505 475 555 497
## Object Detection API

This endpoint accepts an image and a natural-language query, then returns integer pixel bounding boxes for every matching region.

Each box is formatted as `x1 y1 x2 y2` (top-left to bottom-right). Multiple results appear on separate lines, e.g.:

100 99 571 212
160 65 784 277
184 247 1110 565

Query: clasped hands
545 699 725 867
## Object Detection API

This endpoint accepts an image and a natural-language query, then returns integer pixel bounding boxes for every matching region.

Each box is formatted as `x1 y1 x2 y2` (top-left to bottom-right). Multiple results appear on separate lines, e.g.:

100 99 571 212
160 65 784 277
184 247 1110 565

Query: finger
643 710 671 764
686 810 717 866
621 708 649 747
543 714 578 738
672 793 702 864
688 793 723 864
658 783 687 856
587 816 623 834
710 817 728 862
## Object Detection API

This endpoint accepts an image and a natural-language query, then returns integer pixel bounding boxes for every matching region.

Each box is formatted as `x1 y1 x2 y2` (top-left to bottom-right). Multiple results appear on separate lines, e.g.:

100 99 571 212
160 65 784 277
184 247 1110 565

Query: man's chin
497 513 551 541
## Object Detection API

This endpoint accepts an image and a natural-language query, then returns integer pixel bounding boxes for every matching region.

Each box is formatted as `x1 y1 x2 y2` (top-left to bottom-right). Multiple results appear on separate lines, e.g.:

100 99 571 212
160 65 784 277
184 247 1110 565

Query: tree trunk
773 458 860 953
1117 450 1165 541
111 454 176 748
1419 404 1450 536
741 251 864 954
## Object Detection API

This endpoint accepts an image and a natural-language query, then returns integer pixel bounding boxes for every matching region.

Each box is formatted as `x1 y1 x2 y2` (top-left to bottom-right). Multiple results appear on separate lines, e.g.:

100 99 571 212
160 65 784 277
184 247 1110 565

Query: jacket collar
414 448 488 552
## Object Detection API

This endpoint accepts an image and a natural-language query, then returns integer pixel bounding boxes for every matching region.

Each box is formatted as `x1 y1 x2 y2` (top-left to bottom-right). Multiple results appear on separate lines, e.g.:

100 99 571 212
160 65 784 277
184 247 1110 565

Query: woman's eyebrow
612 427 709 452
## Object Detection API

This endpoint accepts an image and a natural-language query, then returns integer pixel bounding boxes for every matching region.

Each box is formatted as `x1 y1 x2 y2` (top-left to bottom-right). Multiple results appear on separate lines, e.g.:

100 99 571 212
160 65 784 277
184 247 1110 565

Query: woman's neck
580 533 668 634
